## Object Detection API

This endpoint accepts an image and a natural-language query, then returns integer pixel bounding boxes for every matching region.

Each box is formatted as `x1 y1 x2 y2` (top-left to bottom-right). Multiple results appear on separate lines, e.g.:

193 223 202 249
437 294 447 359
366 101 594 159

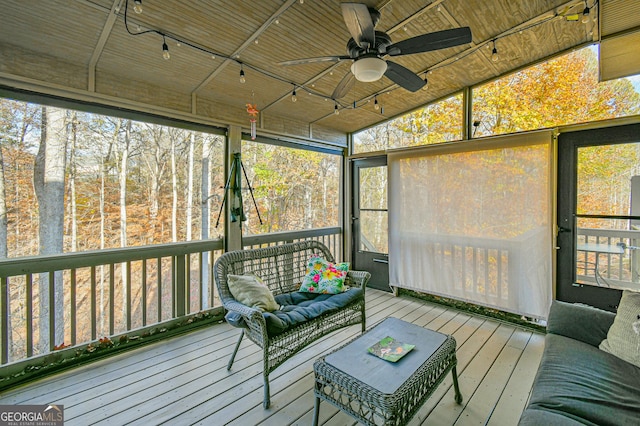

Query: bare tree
186 132 195 241
200 136 211 308
119 120 132 321
34 106 67 352
0 145 7 259
68 111 78 252
171 133 178 242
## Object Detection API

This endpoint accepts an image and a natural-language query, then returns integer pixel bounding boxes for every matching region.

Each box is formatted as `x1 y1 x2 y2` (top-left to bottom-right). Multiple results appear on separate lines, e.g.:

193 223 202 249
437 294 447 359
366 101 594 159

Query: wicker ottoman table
312 317 462 426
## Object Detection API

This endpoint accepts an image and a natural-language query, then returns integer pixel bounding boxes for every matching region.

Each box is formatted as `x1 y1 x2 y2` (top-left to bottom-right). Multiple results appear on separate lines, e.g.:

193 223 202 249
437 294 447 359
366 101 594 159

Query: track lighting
374 95 379 110
581 7 590 24
334 103 339 115
133 0 143 14
423 75 428 89
291 87 297 102
239 65 246 83
162 37 170 60
491 40 499 62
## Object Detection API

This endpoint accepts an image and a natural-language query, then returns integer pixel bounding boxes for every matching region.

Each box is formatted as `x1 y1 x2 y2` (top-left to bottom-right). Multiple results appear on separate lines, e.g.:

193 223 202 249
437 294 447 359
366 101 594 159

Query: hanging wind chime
246 102 259 140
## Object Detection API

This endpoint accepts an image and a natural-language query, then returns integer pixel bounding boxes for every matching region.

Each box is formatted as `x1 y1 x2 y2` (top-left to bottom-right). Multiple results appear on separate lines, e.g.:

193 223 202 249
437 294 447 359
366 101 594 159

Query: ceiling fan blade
278 55 350 66
341 3 376 49
332 72 356 99
384 61 426 92
386 27 472 56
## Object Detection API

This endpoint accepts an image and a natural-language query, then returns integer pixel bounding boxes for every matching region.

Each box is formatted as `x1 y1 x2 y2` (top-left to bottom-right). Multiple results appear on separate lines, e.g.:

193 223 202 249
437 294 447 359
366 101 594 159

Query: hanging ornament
246 103 259 140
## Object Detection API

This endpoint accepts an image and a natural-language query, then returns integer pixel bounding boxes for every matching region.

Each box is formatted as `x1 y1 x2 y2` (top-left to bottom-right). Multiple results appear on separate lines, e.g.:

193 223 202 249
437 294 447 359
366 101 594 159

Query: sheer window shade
389 131 554 319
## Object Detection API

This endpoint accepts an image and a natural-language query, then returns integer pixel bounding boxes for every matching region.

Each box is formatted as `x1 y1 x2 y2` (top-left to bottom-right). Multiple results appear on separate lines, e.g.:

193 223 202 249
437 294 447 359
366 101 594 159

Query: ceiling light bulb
581 7 590 24
275 18 280 24
133 0 143 14
334 104 339 115
291 89 297 102
254 39 259 44
162 42 170 60
491 47 499 62
374 96 379 110
300 0 304 4
239 68 246 83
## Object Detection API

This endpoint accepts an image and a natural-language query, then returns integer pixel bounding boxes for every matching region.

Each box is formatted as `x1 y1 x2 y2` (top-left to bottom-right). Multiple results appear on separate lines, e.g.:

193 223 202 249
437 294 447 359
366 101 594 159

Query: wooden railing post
174 254 187 317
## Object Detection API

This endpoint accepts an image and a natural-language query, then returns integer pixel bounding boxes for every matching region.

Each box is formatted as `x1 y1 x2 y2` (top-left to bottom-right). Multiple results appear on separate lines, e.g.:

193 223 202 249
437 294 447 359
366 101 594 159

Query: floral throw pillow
299 256 349 294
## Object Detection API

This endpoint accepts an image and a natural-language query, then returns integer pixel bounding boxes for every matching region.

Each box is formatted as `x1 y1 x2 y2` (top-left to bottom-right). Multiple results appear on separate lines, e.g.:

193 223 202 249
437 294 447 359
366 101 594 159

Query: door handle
373 258 389 264
558 226 571 233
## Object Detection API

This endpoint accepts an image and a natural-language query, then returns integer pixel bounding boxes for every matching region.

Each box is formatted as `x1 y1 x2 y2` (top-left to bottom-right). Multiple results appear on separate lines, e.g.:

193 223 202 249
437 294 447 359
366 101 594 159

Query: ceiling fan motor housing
347 31 392 58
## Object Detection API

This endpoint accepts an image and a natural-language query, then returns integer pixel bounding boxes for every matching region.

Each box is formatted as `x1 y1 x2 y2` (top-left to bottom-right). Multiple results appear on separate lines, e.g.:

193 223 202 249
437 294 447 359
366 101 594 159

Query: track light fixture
374 95 379 110
239 64 246 83
162 36 170 60
133 0 143 14
291 87 297 102
334 102 339 115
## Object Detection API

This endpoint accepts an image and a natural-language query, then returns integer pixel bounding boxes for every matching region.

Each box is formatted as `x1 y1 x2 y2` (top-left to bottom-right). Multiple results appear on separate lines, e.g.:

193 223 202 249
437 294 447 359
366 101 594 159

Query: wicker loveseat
214 240 371 408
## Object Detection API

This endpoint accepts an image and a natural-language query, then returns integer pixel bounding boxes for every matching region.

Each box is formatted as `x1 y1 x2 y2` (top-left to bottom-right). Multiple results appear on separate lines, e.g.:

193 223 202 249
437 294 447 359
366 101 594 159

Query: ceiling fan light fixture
351 57 387 82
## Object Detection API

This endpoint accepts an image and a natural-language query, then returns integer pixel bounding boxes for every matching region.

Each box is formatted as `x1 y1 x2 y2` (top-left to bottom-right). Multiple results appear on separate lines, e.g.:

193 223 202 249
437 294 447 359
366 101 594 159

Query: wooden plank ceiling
0 0 598 140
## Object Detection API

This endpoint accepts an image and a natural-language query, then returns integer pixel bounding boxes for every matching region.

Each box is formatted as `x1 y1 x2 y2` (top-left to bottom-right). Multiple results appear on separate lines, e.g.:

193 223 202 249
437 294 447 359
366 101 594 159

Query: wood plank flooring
0 289 545 425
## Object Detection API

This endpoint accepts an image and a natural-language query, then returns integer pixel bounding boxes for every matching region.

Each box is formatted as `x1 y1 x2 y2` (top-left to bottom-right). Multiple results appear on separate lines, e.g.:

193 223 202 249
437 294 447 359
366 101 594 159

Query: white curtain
389 131 554 319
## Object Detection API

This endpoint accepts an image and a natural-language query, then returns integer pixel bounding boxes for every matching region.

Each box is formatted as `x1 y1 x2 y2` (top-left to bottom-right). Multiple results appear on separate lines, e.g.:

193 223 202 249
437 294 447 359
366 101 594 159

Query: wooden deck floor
0 289 545 425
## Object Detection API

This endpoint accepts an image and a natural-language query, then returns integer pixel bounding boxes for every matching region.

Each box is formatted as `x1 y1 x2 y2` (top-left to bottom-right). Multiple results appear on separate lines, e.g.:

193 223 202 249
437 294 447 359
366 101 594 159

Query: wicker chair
214 240 370 408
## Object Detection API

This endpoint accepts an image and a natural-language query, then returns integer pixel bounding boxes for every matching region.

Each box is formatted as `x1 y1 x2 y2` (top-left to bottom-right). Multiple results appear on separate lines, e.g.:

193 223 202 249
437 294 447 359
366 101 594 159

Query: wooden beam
87 0 124 92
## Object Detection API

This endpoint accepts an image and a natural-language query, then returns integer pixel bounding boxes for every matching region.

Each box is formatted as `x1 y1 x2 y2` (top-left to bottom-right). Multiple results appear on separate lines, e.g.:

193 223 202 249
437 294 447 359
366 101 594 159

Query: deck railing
0 227 342 366
393 227 550 318
576 227 640 289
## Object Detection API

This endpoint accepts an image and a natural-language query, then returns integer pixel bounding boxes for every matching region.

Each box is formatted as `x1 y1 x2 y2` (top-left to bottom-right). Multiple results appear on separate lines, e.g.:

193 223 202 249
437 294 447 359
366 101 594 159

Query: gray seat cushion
519 333 640 426
225 287 363 336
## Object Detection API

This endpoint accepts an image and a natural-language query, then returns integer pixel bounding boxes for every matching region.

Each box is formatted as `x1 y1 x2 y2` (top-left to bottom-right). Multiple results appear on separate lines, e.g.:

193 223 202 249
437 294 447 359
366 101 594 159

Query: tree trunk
120 121 131 324
34 106 67 352
0 145 7 259
186 133 195 241
171 136 178 242
200 137 211 308
68 111 78 252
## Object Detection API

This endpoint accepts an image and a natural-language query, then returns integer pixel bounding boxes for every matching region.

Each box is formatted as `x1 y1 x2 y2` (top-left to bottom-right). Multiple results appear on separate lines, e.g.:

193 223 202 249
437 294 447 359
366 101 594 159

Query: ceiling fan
278 3 472 99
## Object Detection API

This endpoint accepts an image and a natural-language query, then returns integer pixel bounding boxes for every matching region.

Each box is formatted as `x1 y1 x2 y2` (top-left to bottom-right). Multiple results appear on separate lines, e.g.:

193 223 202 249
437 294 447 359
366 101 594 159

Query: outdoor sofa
519 296 640 425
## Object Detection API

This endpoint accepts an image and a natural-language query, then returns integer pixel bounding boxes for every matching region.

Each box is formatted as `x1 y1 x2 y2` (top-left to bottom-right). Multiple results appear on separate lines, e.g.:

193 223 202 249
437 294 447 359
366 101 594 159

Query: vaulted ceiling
0 0 607 143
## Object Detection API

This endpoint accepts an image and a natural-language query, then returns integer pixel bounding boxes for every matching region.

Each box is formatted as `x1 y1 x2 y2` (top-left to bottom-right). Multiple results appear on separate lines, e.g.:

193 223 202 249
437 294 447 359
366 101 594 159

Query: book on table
367 336 415 362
